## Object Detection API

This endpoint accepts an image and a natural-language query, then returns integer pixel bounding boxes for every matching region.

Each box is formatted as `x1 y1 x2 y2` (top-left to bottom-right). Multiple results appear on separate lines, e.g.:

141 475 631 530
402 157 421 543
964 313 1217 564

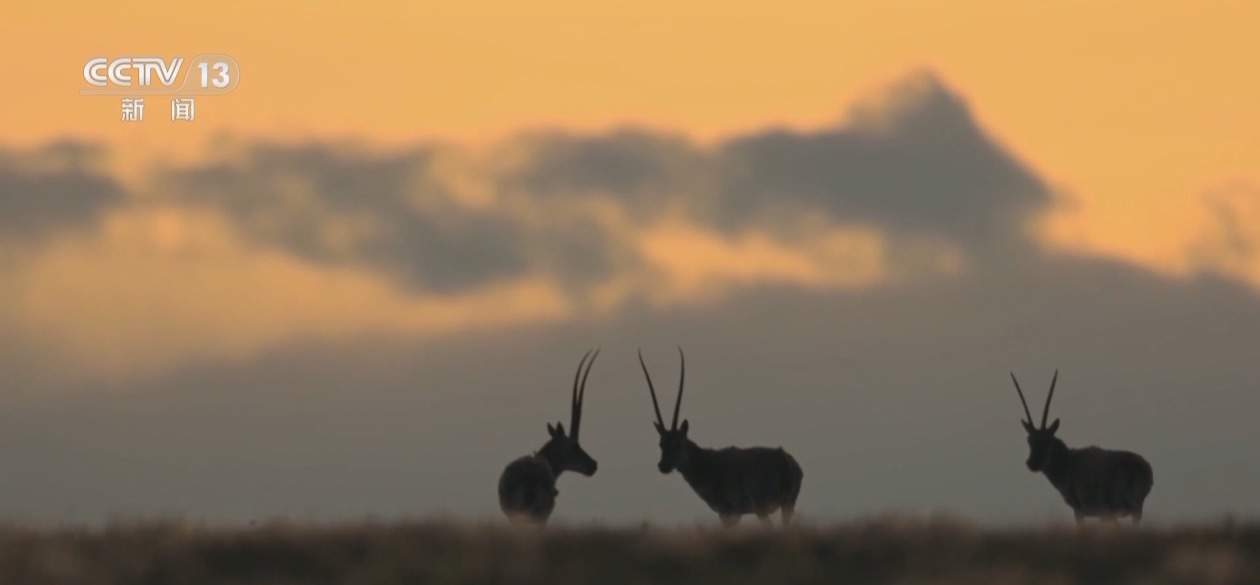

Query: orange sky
3 0 1259 276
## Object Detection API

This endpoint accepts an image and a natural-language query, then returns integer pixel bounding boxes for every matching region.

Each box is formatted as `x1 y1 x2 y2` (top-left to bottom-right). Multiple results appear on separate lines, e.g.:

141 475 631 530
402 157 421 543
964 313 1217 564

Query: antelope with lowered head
638 348 803 527
498 350 600 525
1010 370 1154 524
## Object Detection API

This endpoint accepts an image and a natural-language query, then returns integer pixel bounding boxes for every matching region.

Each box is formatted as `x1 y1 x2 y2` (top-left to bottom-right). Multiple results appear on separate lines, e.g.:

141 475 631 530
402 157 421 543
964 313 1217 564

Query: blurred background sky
0 1 1257 525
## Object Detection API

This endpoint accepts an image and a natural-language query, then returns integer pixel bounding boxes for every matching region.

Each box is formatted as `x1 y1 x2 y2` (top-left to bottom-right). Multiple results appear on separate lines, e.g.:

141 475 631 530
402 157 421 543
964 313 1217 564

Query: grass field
0 518 1256 584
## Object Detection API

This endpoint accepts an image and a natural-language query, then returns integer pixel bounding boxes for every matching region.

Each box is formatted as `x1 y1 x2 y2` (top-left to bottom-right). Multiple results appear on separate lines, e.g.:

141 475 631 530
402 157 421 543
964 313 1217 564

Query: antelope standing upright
1010 370 1154 524
498 350 600 525
638 348 803 526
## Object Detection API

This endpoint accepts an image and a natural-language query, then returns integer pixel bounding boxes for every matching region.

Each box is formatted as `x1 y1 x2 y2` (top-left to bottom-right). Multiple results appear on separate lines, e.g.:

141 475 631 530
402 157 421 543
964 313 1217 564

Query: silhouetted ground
0 517 1256 584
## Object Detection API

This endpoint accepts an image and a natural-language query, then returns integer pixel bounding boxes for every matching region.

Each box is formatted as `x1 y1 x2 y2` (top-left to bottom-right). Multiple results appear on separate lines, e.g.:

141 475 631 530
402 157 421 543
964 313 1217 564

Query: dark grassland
0 518 1256 585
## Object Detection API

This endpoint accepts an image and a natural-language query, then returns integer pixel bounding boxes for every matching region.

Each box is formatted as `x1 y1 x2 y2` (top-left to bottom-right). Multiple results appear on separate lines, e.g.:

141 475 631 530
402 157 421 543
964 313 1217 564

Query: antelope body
639 348 803 526
498 350 599 524
1010 371 1153 524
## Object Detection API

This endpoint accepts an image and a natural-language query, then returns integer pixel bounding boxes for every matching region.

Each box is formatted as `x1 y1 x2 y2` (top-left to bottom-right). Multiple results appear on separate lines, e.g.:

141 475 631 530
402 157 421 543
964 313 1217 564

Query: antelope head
638 347 691 474
1010 370 1062 472
540 349 600 476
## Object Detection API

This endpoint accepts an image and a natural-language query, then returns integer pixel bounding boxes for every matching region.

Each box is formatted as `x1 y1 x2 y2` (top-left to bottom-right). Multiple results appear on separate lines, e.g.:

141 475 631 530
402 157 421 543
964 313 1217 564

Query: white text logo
81 54 239 95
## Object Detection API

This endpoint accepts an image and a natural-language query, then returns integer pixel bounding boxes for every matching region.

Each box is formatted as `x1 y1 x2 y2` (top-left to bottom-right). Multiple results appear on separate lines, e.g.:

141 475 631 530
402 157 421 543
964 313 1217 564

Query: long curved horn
671 346 686 430
1010 372 1034 425
1040 369 1058 429
639 349 665 427
571 348 599 439
569 349 593 438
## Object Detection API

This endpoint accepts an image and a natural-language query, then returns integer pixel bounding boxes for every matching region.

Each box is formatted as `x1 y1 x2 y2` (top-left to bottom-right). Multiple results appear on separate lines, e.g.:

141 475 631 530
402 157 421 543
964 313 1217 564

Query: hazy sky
0 2 1258 525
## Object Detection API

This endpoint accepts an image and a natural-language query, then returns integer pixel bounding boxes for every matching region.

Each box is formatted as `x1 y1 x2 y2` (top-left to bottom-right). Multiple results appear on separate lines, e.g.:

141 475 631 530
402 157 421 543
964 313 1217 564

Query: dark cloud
503 129 706 212
158 143 528 292
502 73 1050 253
714 75 1049 250
0 141 123 241
145 73 1048 293
157 140 640 293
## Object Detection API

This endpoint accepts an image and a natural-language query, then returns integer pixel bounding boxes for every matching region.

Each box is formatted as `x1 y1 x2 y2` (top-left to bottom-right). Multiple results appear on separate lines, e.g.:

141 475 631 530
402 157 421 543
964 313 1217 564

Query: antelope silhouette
498 350 599 525
638 348 803 526
1010 370 1154 524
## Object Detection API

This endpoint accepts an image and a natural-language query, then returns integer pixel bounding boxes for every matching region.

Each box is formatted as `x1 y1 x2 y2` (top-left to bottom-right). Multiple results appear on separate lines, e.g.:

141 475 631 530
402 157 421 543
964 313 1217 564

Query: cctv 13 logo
82 55 240 95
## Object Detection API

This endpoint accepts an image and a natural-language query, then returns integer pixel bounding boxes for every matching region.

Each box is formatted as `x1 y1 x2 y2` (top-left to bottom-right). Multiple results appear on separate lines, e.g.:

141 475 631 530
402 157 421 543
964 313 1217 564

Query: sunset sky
6 2 1260 274
0 2 1258 524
